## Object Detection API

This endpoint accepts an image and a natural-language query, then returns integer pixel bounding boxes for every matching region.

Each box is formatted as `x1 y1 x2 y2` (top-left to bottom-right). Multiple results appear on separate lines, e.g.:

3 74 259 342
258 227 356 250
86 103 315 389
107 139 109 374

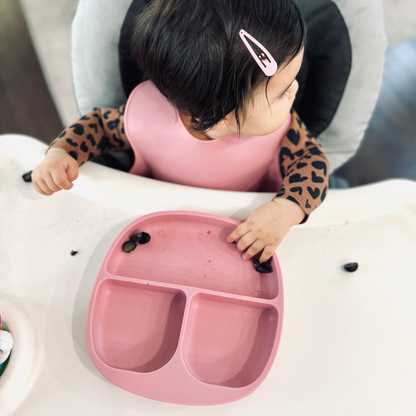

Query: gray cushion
293 0 352 141
317 0 387 172
71 0 132 114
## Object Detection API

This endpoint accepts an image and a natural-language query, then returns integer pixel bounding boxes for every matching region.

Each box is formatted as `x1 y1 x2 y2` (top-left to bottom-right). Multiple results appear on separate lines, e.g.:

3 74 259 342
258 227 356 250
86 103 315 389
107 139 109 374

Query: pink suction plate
87 211 284 405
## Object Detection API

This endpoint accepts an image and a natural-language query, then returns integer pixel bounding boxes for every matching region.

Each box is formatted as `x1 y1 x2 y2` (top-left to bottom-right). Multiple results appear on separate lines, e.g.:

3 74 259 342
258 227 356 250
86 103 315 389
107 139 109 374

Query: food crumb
344 262 358 272
123 241 137 253
22 171 32 182
70 250 78 256
131 232 151 245
253 258 272 273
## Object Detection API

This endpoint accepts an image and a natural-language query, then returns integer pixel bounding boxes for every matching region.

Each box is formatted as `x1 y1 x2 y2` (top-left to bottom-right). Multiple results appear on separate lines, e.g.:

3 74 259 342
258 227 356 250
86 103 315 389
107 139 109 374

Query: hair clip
239 29 278 77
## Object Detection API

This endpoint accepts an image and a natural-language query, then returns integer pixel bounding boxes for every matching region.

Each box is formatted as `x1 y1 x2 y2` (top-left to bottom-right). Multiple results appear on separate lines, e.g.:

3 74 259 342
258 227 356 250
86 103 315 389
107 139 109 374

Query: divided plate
86 211 284 405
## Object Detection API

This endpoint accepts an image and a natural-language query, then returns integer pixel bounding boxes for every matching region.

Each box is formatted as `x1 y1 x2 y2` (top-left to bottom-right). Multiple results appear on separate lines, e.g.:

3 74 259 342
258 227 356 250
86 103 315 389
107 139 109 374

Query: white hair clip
239 29 278 77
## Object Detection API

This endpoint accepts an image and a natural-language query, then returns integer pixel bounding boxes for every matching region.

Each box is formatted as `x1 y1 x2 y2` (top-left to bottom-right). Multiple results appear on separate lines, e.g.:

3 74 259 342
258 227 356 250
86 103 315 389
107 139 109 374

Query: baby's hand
227 198 305 263
32 148 79 196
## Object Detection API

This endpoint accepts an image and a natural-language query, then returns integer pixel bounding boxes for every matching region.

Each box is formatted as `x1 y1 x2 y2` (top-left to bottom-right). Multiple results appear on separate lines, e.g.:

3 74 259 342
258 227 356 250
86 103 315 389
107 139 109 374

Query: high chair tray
86 211 284 405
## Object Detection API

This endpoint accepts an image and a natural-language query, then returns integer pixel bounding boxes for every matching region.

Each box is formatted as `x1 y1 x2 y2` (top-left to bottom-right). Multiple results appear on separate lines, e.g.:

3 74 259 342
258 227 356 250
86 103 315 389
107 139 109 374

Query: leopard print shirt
48 106 329 221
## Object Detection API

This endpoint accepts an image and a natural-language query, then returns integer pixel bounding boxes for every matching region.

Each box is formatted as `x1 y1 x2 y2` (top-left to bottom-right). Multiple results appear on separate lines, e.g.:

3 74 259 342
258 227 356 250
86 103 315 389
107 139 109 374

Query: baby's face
207 49 304 139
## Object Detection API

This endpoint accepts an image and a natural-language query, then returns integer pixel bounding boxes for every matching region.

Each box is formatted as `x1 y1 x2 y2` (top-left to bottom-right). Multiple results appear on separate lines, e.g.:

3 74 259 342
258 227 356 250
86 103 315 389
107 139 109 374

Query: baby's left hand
227 198 305 263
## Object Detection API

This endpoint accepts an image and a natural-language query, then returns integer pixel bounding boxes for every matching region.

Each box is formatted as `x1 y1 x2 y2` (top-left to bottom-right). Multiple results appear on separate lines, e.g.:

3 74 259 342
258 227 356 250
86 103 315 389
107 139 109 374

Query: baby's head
132 0 306 138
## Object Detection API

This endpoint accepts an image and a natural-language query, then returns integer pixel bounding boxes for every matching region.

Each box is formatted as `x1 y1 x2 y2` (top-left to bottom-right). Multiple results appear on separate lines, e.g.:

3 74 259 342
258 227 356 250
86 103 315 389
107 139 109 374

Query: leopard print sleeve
274 111 329 222
47 106 130 166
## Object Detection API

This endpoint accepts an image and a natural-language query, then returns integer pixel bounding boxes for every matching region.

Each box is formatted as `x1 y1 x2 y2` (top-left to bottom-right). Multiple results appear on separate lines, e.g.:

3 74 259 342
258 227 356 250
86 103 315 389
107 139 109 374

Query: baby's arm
273 110 329 221
32 106 129 195
227 111 329 262
47 106 129 165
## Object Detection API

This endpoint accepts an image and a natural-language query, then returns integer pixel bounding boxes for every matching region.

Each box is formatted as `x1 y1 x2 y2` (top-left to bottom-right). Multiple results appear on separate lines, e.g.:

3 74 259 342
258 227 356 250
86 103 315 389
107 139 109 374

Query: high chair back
72 0 386 177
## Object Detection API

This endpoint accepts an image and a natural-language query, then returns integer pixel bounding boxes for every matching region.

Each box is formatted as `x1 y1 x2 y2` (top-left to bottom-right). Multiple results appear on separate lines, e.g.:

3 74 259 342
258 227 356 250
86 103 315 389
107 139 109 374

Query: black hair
131 0 306 133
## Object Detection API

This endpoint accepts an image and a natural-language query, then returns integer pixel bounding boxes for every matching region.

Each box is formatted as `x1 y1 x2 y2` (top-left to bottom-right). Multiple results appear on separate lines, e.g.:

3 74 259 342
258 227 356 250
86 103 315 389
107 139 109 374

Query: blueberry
70 250 78 256
252 259 272 273
255 263 272 273
131 232 151 245
22 171 32 182
344 262 358 272
123 241 137 253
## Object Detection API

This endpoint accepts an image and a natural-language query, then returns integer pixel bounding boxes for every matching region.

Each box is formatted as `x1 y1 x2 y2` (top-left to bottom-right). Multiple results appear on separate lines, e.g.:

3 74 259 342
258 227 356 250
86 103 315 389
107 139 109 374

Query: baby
32 0 328 263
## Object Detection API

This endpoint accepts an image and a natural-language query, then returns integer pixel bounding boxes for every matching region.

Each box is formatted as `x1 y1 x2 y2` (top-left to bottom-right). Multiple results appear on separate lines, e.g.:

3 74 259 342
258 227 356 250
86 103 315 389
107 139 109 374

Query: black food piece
22 171 32 182
252 258 272 273
70 250 78 256
123 241 137 253
344 262 358 272
255 263 272 273
131 232 151 245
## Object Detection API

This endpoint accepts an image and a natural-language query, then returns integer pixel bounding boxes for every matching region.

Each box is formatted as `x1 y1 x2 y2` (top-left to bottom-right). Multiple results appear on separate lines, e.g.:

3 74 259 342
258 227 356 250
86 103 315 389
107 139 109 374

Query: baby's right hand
32 148 79 196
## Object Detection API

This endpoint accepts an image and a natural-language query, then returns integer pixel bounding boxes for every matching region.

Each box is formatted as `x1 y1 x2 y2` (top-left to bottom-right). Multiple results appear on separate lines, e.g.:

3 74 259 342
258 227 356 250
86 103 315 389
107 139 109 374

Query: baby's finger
37 179 54 196
227 221 250 243
51 168 73 190
43 173 62 193
236 231 256 253
66 161 79 182
259 245 278 263
242 240 265 261
33 180 49 196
